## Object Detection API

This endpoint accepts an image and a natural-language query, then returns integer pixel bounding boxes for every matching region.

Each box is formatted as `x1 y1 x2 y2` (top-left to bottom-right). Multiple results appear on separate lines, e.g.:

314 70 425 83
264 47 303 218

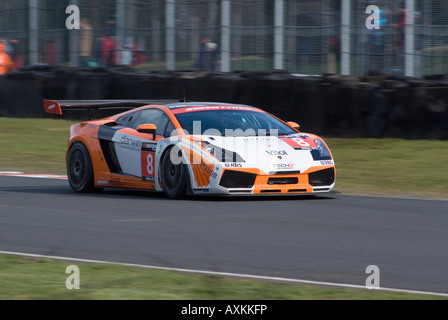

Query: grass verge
0 253 445 300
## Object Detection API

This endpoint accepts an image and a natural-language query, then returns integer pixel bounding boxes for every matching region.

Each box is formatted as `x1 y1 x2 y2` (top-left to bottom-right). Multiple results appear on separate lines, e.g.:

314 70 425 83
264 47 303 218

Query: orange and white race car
44 100 335 198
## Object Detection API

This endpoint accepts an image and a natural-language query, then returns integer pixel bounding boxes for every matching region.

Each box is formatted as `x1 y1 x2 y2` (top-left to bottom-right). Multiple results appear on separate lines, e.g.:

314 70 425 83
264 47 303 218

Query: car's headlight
197 140 245 163
312 138 332 160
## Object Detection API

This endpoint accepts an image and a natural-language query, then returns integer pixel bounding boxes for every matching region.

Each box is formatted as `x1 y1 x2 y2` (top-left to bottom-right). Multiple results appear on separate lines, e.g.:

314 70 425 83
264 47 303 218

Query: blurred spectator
5 38 23 69
195 36 220 71
45 39 57 66
359 19 371 75
328 36 340 60
95 15 119 67
106 14 117 37
0 42 16 75
131 39 141 65
133 40 150 65
297 42 310 69
369 7 389 71
102 35 118 67
328 36 340 73
393 8 406 48
391 8 422 76
121 36 135 66
79 18 94 67
93 34 105 67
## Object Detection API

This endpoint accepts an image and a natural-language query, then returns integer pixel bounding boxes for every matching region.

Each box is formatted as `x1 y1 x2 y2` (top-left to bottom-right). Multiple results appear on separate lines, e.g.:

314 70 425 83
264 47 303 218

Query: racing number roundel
141 143 157 181
146 153 154 175
142 151 155 178
291 138 310 147
281 136 316 150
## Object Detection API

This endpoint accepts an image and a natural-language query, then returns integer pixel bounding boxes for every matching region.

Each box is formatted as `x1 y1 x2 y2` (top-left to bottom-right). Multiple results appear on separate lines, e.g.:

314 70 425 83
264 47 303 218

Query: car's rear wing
43 99 179 119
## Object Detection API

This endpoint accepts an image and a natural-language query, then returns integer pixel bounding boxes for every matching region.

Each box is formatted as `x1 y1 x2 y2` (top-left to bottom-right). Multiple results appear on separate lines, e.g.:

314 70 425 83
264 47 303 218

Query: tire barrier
0 67 447 140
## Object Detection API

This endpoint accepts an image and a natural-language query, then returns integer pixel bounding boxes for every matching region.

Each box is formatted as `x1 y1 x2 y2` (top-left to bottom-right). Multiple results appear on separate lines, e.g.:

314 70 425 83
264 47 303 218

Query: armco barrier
0 67 447 139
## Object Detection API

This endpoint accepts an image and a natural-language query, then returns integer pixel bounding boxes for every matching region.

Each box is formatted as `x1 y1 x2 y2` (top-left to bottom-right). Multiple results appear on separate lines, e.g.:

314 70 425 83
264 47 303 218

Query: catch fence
0 0 447 76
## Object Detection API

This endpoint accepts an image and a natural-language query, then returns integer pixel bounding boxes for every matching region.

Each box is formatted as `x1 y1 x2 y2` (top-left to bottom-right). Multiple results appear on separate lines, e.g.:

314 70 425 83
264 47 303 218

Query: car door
113 108 172 178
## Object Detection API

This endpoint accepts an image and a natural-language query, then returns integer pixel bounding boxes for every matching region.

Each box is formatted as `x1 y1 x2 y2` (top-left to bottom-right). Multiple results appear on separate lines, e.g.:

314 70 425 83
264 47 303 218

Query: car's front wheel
160 146 188 199
66 142 95 193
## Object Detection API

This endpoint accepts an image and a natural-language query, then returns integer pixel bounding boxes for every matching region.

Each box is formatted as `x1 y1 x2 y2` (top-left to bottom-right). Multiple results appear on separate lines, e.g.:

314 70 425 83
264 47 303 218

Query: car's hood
192 133 320 174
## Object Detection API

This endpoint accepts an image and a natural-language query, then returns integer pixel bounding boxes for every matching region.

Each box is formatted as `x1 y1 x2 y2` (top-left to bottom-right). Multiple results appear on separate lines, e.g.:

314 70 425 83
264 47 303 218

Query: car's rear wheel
67 142 95 193
160 146 188 199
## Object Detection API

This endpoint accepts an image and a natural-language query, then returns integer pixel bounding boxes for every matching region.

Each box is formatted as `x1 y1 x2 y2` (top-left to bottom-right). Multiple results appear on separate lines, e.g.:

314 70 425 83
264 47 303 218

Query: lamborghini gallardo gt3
43 100 335 198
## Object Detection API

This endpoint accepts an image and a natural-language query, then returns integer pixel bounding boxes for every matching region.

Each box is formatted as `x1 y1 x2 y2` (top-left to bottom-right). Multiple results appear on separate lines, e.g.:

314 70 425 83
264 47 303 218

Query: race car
43 99 335 198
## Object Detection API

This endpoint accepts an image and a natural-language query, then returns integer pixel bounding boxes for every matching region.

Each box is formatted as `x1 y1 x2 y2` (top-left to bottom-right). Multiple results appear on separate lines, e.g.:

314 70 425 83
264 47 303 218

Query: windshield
174 110 297 136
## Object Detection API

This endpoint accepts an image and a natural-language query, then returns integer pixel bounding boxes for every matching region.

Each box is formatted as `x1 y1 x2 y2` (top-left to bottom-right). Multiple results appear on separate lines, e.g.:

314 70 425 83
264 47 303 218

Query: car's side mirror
137 124 157 140
287 121 301 131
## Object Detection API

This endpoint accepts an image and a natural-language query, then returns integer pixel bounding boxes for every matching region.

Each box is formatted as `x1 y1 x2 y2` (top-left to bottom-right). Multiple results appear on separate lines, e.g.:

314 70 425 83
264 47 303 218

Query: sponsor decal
193 188 209 192
273 163 295 169
121 136 142 148
191 157 216 187
97 179 109 185
243 137 278 143
142 143 157 152
266 150 288 156
224 163 243 168
200 159 217 179
171 105 261 114
320 160 334 166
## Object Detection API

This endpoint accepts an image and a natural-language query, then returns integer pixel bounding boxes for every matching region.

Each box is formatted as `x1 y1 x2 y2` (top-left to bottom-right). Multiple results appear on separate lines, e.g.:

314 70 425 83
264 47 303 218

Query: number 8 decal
147 153 154 175
142 151 156 177
292 138 310 147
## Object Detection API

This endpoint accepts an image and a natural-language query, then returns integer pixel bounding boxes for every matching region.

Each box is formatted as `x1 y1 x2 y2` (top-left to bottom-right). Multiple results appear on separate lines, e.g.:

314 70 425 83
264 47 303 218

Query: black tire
66 142 95 193
160 146 189 199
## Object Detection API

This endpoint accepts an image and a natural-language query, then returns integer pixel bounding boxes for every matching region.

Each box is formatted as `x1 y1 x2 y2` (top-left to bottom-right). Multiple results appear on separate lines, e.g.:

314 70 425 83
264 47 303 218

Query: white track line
0 172 67 179
1 250 447 297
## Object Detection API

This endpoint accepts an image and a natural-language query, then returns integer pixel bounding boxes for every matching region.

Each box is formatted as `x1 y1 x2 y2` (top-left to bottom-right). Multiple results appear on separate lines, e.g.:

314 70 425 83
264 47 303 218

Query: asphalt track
0 175 447 295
